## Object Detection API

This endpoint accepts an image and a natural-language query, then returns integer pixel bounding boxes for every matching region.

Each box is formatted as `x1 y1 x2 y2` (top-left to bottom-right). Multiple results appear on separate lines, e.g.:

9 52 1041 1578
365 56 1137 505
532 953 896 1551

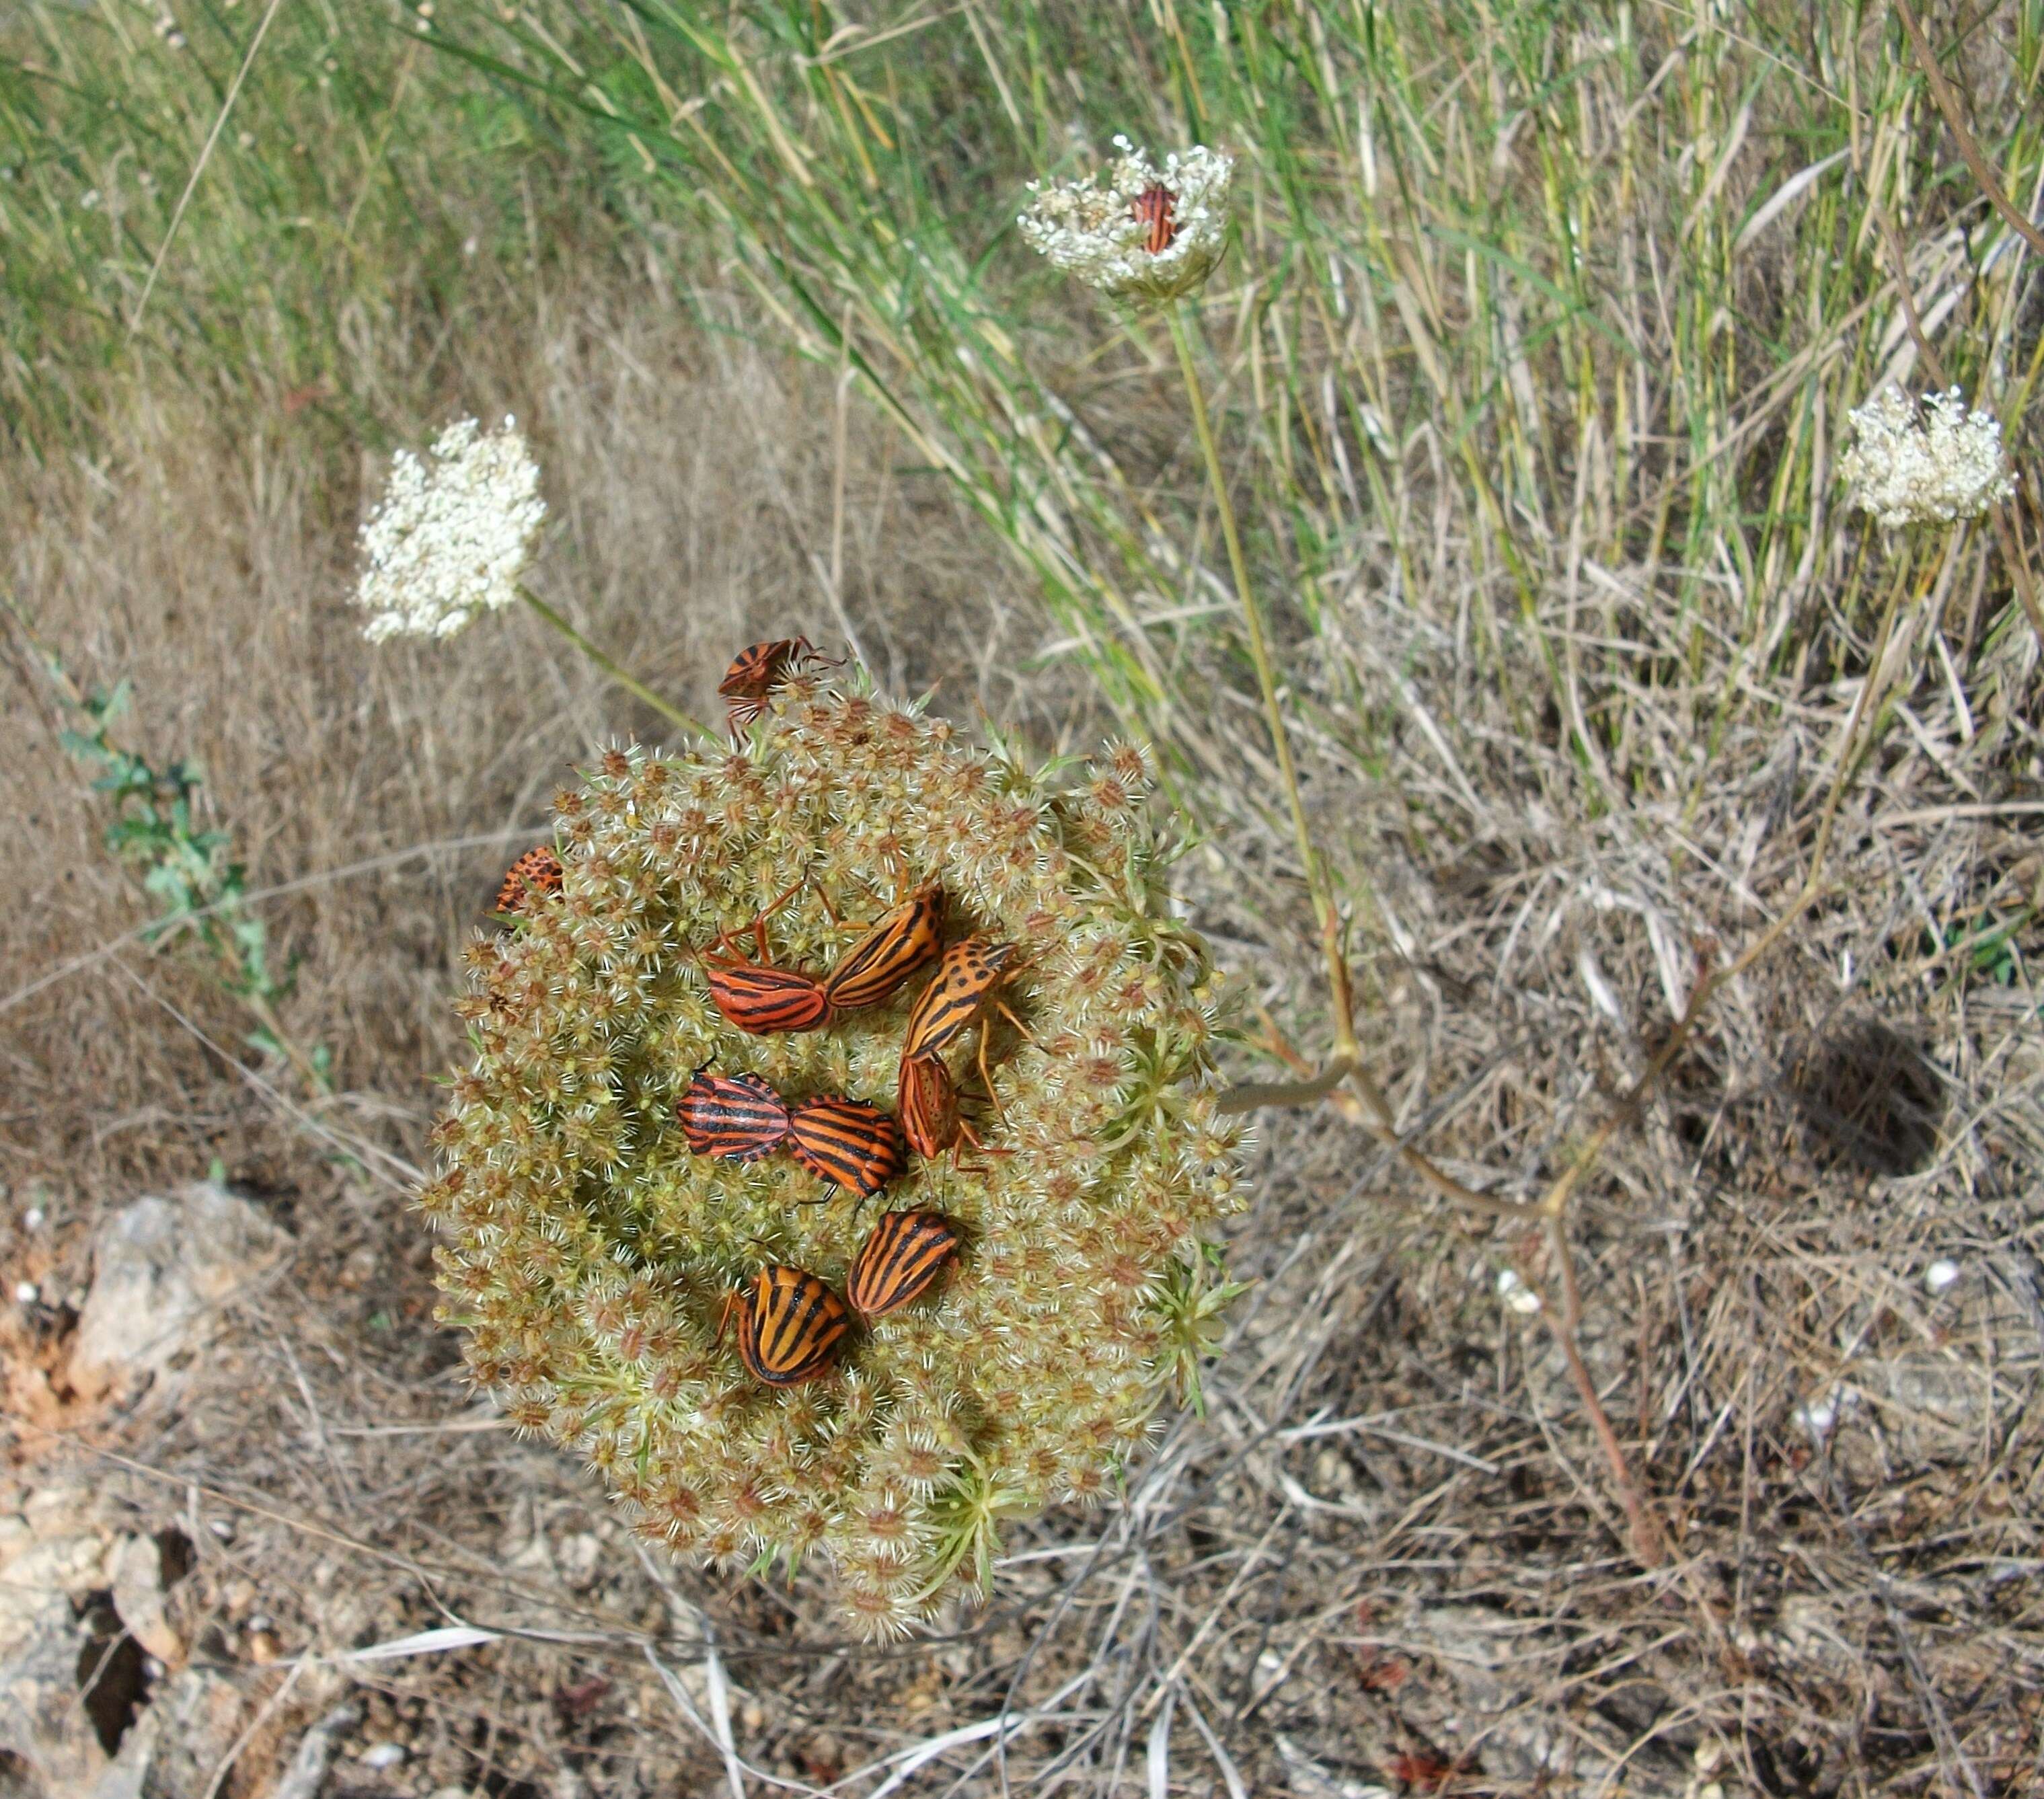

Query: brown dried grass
5 222 2044 1799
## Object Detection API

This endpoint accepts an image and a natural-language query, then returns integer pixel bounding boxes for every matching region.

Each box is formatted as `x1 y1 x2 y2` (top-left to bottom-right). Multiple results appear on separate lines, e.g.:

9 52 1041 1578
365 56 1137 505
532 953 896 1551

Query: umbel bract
421 677 1244 1633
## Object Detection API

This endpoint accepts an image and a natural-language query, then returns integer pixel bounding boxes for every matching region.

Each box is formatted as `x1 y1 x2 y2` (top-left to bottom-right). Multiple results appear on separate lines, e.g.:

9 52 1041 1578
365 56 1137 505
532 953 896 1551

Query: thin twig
1891 0 2044 260
127 0 289 337
1167 305 1359 1062
1542 1215 1669 1566
518 586 713 740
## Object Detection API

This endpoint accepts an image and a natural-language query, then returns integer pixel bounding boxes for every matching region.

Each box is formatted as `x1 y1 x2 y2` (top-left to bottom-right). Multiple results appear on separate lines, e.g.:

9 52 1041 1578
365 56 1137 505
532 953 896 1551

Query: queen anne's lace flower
421 687 1244 1633
1838 385 2014 528
1018 138 1233 307
356 416 545 641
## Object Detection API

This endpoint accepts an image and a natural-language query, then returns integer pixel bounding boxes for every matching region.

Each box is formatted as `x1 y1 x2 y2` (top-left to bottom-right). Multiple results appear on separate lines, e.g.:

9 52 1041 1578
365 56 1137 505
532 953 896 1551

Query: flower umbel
1838 385 2014 529
421 683 1244 1632
355 416 545 640
1019 138 1233 307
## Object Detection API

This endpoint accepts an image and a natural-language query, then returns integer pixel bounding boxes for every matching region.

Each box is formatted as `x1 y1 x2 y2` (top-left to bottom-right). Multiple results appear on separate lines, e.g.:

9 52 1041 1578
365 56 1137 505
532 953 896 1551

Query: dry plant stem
1537 574 1910 1226
1892 0 2044 261
1164 311 1523 1233
1164 308 1517 1212
1517 578 1909 1572
1544 1214 1669 1567
516 586 711 741
1166 305 1358 1063
126 0 289 337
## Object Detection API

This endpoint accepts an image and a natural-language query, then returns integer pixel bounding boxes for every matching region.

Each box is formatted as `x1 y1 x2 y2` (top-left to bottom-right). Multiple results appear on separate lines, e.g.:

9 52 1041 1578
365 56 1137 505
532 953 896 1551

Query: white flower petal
1018 141 1234 306
1839 385 2013 527
355 415 545 640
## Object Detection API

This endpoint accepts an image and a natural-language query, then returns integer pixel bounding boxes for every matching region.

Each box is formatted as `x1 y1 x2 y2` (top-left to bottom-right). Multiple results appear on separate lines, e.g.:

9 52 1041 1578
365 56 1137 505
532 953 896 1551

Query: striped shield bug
721 1265 851 1386
895 1052 997 1165
718 638 838 733
1131 184 1178 255
699 882 833 1035
901 936 1026 1122
846 1210 960 1323
901 936 1022 1061
676 1069 791 1163
496 846 563 916
821 882 946 1013
787 1096 908 1199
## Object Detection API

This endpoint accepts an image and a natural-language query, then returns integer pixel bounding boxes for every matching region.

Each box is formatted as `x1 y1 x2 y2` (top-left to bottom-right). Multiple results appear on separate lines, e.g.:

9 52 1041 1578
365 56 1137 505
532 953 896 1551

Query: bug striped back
896 1052 960 1160
847 1211 960 1322
730 1266 850 1385
787 1096 908 1198
496 847 563 915
718 637 830 733
677 1070 791 1162
718 637 816 701
901 937 1017 1061
1131 184 1178 256
821 882 946 1011
705 960 832 1034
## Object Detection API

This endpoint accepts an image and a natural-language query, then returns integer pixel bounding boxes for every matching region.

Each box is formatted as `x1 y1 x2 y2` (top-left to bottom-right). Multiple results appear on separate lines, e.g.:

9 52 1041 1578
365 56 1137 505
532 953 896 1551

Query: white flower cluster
356 416 545 642
1839 385 2014 529
1018 138 1234 307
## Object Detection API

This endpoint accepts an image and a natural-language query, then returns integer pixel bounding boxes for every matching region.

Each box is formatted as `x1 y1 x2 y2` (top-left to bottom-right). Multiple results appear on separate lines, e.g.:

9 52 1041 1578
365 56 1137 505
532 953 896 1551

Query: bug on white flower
1018 138 1234 307
1838 385 2014 529
355 416 545 642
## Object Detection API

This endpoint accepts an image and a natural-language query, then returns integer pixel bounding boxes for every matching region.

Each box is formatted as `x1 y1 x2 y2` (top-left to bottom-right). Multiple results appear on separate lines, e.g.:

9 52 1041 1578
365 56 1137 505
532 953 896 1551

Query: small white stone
24 1207 45 1230
362 1743 407 1769
1794 1395 1837 1443
1924 1259 1961 1295
13 1281 37 1305
1495 1269 1542 1315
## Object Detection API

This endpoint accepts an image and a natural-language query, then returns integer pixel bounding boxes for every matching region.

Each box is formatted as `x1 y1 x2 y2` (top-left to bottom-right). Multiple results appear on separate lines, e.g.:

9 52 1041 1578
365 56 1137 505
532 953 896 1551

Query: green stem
517 586 712 741
1166 304 1358 1058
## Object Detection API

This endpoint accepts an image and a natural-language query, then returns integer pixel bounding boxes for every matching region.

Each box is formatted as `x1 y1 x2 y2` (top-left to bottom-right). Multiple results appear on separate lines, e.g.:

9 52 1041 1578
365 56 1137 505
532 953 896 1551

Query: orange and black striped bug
676 1069 791 1163
718 637 838 733
846 1210 960 1323
1131 183 1178 255
900 936 1020 1061
901 933 1026 1083
820 881 946 1013
787 1095 908 1200
720 1265 851 1386
896 1052 998 1167
495 846 563 916
698 883 833 1035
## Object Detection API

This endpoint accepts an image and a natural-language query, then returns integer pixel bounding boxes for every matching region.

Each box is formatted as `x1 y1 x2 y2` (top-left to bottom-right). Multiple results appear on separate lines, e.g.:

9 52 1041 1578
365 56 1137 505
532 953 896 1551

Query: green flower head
421 679 1244 1633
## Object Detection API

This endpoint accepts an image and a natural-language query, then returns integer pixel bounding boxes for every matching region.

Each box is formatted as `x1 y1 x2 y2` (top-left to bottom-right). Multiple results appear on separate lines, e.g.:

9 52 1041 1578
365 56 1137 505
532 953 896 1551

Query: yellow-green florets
420 683 1244 1630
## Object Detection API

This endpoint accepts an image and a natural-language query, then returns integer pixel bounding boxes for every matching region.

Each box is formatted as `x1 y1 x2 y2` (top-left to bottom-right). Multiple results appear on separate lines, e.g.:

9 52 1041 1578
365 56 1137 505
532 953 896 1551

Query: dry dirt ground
5 284 2044 1797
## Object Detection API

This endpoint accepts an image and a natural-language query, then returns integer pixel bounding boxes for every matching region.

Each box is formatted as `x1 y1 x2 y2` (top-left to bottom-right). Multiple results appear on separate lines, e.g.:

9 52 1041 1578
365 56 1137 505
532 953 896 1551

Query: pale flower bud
1838 385 2014 529
355 416 545 641
1018 137 1234 308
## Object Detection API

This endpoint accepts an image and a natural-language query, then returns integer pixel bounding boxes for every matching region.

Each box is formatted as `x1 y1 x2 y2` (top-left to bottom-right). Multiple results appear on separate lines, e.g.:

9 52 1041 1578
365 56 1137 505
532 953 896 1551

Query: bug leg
993 999 1034 1042
975 1029 1009 1123
946 1125 993 1178
702 878 810 964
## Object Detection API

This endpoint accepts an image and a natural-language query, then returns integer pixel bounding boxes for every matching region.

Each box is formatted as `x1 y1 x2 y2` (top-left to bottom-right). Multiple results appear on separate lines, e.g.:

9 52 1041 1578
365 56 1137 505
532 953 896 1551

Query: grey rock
69 1183 289 1396
271 1703 361 1799
96 1669 247 1799
0 1511 116 1794
110 1536 181 1663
